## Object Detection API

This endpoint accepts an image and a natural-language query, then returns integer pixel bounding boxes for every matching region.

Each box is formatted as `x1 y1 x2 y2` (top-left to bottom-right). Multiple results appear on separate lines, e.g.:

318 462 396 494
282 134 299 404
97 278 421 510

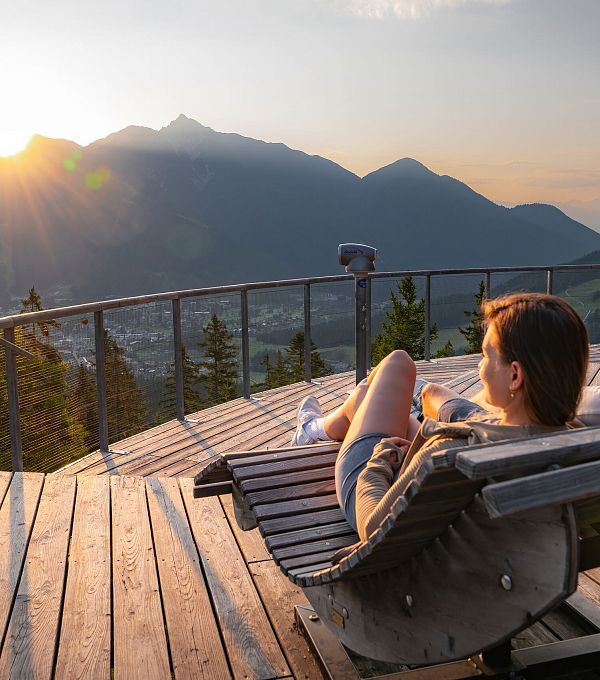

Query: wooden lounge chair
194 427 600 676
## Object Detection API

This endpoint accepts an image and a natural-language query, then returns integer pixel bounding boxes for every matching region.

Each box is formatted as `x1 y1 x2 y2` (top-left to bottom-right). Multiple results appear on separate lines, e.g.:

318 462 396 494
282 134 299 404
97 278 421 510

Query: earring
510 392 515 399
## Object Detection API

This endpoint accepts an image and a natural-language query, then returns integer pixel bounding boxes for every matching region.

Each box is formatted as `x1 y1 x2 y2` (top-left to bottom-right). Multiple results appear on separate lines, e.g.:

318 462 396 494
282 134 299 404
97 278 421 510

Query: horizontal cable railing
2 261 600 473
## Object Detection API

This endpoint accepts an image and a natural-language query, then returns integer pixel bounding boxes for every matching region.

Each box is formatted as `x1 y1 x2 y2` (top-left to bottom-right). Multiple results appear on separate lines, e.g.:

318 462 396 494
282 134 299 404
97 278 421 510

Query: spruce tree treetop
197 313 239 406
460 280 486 355
371 277 439 363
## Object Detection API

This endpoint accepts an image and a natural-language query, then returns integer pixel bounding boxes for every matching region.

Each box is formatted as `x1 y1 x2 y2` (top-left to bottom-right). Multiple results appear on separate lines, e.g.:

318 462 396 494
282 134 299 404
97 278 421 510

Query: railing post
484 271 491 300
366 277 372 372
172 298 185 420
547 269 554 295
4 328 23 472
303 283 312 383
94 310 109 452
241 290 250 399
354 274 369 383
424 274 431 361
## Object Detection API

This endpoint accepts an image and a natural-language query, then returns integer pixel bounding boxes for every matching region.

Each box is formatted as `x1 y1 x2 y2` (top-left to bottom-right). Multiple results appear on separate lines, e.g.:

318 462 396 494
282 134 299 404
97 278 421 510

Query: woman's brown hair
482 293 589 425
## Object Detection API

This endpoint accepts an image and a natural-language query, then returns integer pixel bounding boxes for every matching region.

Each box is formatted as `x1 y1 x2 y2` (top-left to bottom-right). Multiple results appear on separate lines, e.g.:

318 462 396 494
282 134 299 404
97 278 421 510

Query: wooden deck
1 352 600 678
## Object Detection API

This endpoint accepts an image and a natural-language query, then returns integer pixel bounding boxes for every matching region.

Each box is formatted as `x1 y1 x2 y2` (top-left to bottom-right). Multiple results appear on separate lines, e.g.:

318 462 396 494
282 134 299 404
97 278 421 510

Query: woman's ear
510 361 525 393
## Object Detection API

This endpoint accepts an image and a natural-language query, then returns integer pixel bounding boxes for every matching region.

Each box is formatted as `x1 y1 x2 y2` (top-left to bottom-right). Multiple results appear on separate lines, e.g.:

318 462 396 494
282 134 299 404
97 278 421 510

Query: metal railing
2 262 600 472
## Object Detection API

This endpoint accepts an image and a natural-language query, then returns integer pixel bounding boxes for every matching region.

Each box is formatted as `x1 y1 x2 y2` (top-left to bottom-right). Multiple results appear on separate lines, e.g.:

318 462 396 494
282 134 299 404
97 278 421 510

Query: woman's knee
380 350 416 379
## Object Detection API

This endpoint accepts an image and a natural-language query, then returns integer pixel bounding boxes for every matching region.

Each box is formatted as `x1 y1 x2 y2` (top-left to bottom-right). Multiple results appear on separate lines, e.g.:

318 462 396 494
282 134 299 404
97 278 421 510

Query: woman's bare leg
323 379 369 440
342 350 419 445
324 350 421 444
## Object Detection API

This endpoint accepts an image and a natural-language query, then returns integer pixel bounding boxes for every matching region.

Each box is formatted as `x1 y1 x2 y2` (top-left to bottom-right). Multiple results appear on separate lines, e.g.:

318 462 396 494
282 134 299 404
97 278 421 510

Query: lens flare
85 167 110 190
63 149 82 172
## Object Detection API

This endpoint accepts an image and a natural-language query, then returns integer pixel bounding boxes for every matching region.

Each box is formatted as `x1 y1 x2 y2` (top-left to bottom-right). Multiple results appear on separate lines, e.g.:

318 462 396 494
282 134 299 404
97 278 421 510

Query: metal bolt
342 607 349 619
308 614 319 621
501 574 513 591
405 594 414 608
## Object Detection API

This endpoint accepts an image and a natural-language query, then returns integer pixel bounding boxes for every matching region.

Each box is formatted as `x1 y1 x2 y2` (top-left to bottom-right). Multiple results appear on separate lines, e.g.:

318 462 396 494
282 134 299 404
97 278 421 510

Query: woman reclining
290 293 589 541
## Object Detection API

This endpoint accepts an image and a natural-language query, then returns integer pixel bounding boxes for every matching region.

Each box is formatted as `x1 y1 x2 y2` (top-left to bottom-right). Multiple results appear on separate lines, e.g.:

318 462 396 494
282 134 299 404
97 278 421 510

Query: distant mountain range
1 114 599 307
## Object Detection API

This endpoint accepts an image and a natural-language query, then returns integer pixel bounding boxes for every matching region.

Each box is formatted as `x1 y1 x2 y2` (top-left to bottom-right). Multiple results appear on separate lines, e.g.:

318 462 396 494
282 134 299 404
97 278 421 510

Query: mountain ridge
0 115 598 306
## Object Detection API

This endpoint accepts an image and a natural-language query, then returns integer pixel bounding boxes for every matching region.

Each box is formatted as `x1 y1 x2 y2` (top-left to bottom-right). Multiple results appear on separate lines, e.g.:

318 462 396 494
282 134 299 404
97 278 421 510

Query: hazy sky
1 0 599 206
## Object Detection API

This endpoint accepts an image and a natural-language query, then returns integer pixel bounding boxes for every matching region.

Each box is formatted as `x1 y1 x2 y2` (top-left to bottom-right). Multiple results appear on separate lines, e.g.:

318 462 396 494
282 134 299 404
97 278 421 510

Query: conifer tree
434 340 455 358
197 314 239 406
459 280 486 354
286 331 330 383
157 347 202 420
371 277 441 363
261 350 291 388
103 330 147 440
69 362 99 450
0 288 87 471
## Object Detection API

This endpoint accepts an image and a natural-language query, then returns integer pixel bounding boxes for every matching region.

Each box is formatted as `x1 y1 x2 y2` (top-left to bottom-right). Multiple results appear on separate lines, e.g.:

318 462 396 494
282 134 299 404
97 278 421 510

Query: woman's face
478 322 514 409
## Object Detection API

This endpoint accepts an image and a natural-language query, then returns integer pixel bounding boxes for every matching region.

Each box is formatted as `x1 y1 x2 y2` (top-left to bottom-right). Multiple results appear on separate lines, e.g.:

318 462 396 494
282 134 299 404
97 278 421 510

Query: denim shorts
335 432 389 532
437 397 485 422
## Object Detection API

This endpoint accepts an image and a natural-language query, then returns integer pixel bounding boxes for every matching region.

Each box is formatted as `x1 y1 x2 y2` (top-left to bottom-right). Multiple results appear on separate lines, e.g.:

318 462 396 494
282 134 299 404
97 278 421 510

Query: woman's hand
372 436 411 471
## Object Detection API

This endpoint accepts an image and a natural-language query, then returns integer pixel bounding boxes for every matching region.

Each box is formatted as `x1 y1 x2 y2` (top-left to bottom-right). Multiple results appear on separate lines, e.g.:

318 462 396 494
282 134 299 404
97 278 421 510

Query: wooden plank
260 508 346 537
0 473 44 650
122 391 345 477
248 561 325 679
247 479 336 509
146 477 230 680
193 481 233 497
240 463 335 494
254 494 341 522
180 478 290 680
220 493 271 563
280 551 338 573
0 471 12 505
55 476 111 680
541 606 591 640
273 535 357 562
511 621 559 649
234 452 339 484
456 428 600 479
111 476 171 680
482 460 600 519
266 522 356 551
0 474 75 680
578 572 600 608
230 444 340 472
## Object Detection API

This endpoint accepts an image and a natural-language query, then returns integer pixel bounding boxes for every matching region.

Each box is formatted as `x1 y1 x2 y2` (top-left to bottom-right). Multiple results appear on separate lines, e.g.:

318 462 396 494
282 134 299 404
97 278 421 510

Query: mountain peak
162 114 211 134
363 157 438 182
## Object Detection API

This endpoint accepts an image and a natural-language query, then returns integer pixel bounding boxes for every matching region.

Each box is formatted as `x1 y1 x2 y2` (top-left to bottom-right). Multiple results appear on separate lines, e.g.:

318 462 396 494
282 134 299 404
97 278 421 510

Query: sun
0 131 32 158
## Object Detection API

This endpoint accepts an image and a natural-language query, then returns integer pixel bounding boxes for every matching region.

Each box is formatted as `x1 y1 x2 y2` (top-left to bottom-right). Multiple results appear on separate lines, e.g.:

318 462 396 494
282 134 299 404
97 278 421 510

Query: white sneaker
290 395 323 446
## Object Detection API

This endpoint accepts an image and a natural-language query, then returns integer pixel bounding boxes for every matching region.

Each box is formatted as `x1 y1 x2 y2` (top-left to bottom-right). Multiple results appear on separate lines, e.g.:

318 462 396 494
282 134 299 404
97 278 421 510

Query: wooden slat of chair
288 562 333 579
273 535 358 563
233 451 338 483
456 427 600 480
194 442 338 486
228 443 339 469
482 459 600 519
239 461 336 493
265 521 356 551
246 478 336 508
281 551 339 574
260 507 346 537
254 493 340 522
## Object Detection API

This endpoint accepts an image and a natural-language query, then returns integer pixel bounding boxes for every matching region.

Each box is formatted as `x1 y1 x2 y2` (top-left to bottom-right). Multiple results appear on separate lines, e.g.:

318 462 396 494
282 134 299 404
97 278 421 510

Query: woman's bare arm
421 383 461 419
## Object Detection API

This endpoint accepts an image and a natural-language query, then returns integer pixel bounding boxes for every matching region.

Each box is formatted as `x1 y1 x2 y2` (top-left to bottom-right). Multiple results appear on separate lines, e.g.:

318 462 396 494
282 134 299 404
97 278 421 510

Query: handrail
3 261 600 471
2 263 599 329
